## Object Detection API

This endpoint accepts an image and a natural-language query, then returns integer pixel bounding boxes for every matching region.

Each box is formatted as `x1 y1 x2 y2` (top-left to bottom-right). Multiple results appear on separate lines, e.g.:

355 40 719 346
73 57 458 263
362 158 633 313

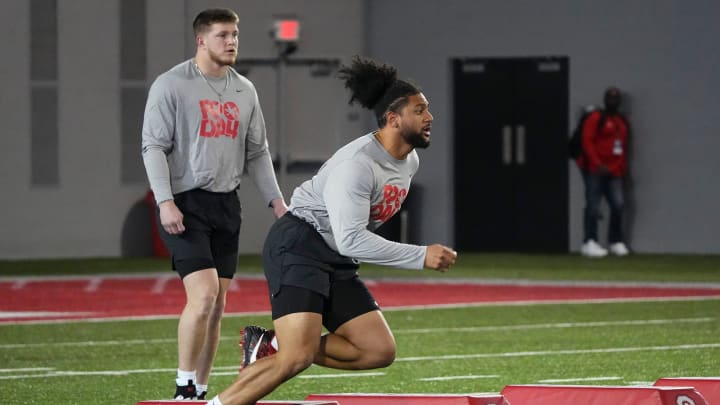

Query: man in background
577 86 631 258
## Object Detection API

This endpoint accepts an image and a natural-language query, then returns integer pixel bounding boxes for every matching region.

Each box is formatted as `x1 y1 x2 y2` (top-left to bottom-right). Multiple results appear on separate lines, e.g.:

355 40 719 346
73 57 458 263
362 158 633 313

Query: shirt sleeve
141 77 175 204
581 111 602 170
244 88 283 206
323 159 426 269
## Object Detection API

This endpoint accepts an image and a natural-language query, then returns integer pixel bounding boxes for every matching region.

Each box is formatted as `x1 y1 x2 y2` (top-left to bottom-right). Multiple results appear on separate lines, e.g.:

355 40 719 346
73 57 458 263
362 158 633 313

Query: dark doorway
453 57 569 252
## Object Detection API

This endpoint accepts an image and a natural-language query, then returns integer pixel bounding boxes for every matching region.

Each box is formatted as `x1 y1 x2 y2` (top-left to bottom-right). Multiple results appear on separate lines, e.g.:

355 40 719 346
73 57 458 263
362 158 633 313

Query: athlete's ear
387 111 400 128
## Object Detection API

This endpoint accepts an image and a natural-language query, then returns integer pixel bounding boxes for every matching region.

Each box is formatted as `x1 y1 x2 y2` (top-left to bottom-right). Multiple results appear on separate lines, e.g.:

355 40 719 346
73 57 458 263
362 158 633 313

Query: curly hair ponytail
337 55 420 127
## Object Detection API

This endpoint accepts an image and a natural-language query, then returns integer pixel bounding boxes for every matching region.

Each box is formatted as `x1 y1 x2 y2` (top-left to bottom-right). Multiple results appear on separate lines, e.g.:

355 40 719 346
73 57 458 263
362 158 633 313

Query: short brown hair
192 8 239 36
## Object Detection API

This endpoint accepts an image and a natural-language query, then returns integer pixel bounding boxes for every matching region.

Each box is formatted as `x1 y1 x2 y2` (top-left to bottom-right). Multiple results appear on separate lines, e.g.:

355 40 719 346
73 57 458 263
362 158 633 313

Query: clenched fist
424 244 458 272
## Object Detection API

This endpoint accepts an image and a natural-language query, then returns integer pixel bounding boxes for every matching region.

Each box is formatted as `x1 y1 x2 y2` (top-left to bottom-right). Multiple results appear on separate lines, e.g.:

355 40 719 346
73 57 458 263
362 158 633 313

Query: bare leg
196 277 232 385
314 310 396 369
218 312 323 405
177 269 220 375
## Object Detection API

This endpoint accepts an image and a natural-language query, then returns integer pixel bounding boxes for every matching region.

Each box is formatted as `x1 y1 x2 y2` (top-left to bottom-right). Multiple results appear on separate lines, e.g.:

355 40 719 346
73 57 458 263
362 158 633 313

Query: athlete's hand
159 200 185 234
270 198 288 219
424 244 458 272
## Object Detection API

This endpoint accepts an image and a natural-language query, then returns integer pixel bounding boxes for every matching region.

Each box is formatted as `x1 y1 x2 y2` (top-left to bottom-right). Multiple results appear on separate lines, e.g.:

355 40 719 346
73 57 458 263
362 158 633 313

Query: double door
453 57 568 252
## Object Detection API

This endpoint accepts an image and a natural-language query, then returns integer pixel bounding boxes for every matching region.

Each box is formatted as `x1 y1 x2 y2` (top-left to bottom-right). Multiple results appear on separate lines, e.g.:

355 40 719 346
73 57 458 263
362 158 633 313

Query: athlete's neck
374 129 413 160
194 55 228 78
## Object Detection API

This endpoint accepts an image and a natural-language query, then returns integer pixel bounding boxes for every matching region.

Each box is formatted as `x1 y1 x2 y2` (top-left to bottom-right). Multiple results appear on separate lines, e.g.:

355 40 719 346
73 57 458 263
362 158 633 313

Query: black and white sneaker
197 390 207 400
174 379 197 399
239 325 277 369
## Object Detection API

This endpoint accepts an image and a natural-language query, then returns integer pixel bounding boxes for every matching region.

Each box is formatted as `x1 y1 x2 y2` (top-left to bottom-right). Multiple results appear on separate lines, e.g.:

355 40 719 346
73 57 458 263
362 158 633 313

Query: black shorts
157 188 241 279
271 280 380 332
263 213 379 331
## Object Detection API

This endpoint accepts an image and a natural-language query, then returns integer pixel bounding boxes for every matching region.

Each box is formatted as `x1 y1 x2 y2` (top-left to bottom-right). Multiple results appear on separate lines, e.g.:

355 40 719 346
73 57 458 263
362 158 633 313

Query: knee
278 350 315 377
370 340 396 368
190 291 220 318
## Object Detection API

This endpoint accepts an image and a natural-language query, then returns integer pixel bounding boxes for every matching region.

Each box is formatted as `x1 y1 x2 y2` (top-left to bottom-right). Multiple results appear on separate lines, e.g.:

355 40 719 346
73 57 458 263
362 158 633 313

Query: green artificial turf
0 254 718 404
0 300 718 404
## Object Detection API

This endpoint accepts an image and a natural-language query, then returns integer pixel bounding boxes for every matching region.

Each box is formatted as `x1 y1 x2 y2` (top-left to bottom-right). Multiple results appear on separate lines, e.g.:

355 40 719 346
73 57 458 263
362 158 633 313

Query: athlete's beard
208 49 237 67
401 127 430 149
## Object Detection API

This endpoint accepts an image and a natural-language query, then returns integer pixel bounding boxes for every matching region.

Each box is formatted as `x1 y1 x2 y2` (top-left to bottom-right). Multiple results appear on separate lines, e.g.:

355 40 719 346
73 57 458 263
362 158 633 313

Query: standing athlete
204 56 457 405
141 8 287 400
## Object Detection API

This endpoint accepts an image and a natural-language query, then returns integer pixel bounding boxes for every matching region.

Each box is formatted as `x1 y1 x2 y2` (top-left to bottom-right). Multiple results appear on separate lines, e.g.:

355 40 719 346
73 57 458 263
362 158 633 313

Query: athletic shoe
174 379 197 399
197 391 206 400
239 325 277 369
581 239 608 258
609 242 630 256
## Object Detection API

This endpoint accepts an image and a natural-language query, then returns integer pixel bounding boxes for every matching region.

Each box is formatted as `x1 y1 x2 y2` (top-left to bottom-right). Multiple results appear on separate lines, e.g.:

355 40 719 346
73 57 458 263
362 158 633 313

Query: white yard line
538 376 623 383
0 311 96 319
393 317 715 334
381 295 720 312
297 372 386 379
0 342 717 380
0 367 54 373
419 375 499 381
0 317 713 349
395 343 720 362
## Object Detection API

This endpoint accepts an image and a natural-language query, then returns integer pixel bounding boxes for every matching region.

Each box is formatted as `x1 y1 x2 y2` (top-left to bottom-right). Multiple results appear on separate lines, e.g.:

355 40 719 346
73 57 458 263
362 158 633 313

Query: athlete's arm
323 160 426 269
244 87 285 209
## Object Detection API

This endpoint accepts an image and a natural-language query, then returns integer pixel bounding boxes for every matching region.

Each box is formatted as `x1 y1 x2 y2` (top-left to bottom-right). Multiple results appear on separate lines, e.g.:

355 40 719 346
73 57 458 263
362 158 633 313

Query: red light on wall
274 19 300 42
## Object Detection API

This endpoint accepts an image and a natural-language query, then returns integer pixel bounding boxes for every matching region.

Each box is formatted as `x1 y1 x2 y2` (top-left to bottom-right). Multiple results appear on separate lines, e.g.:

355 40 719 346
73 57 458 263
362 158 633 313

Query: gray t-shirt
142 59 282 205
290 133 427 269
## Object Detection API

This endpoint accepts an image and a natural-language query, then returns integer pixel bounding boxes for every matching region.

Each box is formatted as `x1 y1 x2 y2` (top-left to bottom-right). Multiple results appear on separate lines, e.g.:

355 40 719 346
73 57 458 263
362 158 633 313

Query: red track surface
1 276 719 324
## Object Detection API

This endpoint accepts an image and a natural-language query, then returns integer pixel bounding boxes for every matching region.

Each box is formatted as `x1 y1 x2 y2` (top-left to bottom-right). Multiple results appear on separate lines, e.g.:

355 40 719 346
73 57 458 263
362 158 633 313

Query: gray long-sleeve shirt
141 59 282 205
290 133 427 269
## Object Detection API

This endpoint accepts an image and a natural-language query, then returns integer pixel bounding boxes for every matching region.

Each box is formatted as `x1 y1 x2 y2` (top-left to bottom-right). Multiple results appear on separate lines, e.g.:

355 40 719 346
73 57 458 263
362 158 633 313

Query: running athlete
204 55 457 405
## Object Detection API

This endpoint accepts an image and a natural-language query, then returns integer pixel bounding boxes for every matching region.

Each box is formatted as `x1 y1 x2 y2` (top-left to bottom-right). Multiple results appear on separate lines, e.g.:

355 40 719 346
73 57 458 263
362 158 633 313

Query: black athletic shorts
263 213 379 332
157 188 241 279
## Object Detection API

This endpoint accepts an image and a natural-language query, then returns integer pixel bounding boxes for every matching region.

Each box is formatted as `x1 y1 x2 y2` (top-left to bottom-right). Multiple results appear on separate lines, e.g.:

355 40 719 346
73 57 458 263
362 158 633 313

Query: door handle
515 125 526 165
502 125 512 165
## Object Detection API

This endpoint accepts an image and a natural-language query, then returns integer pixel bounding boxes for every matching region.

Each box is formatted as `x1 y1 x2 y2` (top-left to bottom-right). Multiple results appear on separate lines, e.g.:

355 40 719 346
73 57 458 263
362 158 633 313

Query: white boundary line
1 272 719 289
2 296 719 325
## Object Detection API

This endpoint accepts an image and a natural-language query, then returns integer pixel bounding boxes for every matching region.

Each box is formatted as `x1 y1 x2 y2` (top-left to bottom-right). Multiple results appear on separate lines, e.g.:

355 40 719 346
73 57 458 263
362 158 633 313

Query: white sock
271 335 279 350
207 395 223 405
196 383 208 393
176 369 196 386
